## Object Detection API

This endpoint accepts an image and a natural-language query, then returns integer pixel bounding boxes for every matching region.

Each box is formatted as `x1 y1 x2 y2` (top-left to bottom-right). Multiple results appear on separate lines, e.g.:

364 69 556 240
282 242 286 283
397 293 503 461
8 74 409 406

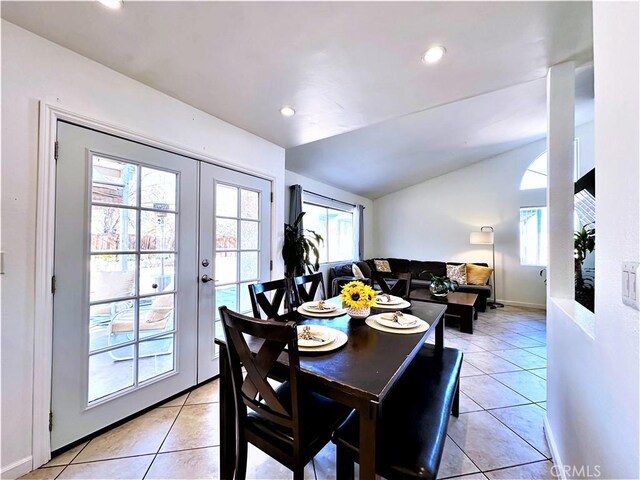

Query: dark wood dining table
216 300 447 480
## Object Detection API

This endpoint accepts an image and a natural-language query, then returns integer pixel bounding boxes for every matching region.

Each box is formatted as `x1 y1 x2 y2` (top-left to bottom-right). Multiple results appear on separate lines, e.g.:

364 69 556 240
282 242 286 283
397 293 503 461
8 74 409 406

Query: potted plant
340 280 377 320
575 224 595 312
429 274 457 297
282 212 324 278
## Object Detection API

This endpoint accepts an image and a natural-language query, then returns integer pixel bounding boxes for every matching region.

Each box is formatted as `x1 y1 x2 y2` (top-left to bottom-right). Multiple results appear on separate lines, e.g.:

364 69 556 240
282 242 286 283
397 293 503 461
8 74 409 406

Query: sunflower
340 281 377 309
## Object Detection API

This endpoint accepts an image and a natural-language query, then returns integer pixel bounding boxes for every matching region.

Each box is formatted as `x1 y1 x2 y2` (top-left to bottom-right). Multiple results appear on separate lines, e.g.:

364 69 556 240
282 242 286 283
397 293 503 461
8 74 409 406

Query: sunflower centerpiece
340 281 377 320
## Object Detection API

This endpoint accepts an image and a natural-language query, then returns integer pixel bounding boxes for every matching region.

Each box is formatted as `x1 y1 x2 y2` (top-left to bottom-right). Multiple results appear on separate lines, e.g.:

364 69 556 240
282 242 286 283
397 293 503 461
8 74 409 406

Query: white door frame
33 101 276 468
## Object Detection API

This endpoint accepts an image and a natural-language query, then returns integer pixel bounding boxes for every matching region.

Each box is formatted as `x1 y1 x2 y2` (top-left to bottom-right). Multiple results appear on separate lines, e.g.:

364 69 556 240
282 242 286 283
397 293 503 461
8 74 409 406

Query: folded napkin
382 311 415 326
376 293 391 304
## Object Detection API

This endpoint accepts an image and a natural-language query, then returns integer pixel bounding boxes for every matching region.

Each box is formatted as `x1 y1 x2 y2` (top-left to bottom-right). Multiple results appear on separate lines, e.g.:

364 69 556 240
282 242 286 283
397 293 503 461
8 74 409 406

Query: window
302 196 355 264
520 139 580 190
520 207 548 266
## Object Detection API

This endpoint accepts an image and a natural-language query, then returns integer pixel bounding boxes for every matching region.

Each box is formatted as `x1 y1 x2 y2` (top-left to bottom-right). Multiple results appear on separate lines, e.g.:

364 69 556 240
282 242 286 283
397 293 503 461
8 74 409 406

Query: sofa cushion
410 260 447 279
386 258 411 273
466 264 493 285
373 259 392 272
447 263 467 285
356 261 372 279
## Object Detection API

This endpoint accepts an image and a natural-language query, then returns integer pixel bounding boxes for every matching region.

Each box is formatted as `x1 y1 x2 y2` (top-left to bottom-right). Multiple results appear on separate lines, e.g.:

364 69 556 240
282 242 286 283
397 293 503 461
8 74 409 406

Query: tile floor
22 306 555 480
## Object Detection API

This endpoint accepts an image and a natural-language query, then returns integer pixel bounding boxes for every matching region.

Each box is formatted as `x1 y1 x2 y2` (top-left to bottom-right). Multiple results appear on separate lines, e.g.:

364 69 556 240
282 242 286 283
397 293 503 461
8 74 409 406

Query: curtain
289 184 303 233
357 204 365 260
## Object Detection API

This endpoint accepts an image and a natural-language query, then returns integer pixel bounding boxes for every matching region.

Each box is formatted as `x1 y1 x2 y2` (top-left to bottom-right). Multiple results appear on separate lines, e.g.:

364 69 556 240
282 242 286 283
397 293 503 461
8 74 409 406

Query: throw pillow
467 264 493 285
447 263 467 285
374 259 392 272
352 263 365 279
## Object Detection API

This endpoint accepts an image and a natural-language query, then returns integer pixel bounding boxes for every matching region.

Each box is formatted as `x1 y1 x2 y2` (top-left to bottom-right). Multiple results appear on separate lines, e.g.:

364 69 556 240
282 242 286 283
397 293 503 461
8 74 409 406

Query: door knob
201 274 214 283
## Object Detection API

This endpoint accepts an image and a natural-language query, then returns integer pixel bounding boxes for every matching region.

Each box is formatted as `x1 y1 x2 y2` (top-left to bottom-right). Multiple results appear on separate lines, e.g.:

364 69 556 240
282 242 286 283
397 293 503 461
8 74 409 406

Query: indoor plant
282 212 324 278
340 281 377 319
575 224 595 312
429 274 457 297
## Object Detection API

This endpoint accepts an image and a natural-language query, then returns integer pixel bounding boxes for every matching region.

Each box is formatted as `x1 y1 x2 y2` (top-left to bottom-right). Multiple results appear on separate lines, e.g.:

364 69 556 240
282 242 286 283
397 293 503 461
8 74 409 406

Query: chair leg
336 445 355 480
292 464 305 480
452 379 460 417
236 439 248 480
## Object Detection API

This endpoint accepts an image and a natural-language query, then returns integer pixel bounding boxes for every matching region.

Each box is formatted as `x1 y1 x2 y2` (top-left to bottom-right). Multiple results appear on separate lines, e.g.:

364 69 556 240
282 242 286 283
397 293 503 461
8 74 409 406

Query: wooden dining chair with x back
219 306 353 480
291 272 326 308
373 271 412 300
248 278 294 320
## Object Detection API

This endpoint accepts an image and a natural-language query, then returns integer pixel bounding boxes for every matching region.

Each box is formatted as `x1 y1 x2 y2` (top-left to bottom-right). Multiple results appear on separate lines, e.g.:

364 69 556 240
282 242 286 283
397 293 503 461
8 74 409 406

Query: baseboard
544 415 566 480
498 299 547 310
1 456 32 480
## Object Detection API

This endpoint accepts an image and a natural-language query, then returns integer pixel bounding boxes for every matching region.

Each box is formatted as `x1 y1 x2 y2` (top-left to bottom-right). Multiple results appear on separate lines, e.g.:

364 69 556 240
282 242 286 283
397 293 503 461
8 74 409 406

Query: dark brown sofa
329 258 492 312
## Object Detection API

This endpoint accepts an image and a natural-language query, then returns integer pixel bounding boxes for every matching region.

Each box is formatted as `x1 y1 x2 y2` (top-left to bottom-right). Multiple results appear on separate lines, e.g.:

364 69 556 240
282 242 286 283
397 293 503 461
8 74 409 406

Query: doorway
51 121 271 450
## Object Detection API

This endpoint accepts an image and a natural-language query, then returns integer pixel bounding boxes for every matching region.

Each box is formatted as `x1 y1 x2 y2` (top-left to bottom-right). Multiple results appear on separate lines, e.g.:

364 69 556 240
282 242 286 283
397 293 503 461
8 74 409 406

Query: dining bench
332 344 463 480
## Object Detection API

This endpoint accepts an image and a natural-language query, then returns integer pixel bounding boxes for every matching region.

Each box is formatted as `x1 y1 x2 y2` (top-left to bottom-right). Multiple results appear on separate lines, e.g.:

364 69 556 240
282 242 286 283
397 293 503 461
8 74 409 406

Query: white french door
51 122 271 449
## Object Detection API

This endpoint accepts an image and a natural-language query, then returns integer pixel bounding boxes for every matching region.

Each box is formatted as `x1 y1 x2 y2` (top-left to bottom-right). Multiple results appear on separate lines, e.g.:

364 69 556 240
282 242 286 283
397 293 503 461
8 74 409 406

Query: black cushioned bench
332 345 463 480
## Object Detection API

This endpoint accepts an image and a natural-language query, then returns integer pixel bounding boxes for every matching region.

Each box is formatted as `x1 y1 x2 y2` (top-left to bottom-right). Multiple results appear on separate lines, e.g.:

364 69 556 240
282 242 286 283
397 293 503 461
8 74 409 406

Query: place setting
297 299 348 318
295 324 348 353
365 310 429 334
373 292 412 310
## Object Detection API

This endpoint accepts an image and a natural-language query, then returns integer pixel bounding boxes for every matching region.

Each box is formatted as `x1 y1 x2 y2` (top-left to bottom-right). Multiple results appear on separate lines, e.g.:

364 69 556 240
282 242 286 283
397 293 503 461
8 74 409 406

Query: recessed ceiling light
98 0 123 9
280 106 296 117
422 46 446 64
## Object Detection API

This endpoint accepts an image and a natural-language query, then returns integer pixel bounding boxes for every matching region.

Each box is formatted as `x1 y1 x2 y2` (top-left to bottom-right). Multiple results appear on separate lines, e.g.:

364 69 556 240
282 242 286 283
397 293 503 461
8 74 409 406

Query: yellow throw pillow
466 264 493 285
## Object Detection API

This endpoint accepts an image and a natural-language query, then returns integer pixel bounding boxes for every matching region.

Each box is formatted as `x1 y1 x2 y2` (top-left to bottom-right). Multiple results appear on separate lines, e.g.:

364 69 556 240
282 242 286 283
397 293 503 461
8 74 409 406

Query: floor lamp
470 226 504 309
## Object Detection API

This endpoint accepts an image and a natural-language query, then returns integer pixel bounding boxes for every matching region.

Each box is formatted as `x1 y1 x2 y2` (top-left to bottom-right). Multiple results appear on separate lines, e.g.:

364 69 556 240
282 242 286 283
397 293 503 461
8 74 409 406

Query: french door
51 121 271 449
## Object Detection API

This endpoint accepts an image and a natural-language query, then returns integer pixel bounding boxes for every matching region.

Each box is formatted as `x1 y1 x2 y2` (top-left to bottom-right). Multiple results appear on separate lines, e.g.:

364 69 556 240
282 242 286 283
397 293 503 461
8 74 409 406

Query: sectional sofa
329 257 492 312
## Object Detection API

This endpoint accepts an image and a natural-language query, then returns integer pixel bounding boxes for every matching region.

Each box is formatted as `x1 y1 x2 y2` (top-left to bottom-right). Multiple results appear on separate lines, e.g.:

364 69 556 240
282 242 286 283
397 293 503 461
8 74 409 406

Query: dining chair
248 278 294 320
373 271 412 300
219 306 352 480
291 272 326 307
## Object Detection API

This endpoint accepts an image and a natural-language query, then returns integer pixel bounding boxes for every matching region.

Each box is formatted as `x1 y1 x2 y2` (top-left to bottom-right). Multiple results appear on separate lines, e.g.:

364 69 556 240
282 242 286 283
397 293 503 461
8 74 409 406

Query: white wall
284 170 374 291
546 3 639 479
1 21 285 477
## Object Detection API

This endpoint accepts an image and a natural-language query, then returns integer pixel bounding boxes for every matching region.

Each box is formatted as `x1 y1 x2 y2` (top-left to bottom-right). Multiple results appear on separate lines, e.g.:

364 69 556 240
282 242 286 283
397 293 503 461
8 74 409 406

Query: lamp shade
470 231 494 245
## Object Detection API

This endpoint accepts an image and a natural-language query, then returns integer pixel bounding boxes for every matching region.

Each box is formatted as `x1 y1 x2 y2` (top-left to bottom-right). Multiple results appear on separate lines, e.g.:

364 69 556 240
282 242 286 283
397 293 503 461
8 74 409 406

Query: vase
347 306 371 320
429 284 449 297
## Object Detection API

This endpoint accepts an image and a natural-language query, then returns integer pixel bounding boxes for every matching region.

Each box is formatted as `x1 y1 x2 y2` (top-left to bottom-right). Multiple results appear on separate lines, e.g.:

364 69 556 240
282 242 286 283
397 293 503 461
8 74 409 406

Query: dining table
216 297 447 480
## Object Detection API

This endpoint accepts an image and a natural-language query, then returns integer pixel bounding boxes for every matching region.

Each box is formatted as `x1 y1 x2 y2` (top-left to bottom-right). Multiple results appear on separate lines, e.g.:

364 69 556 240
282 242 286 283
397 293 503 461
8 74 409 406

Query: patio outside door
51 122 271 450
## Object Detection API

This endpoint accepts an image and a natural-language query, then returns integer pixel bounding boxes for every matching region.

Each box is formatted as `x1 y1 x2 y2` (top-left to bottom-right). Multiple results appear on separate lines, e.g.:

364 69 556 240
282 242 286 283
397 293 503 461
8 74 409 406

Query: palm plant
575 224 595 286
282 212 324 278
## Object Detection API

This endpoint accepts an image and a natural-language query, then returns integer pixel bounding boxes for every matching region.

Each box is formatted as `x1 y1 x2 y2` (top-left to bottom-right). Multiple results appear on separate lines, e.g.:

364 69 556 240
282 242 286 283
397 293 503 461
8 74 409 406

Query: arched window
520 139 580 190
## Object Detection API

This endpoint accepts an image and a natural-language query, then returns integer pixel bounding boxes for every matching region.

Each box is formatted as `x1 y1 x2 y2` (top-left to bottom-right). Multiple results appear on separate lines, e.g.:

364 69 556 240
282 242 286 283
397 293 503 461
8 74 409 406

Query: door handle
201 274 214 283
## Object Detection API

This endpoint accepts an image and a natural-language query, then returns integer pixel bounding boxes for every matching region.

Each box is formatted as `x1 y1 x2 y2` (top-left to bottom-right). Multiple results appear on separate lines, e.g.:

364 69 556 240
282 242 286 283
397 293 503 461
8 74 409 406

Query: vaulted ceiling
2 1 594 198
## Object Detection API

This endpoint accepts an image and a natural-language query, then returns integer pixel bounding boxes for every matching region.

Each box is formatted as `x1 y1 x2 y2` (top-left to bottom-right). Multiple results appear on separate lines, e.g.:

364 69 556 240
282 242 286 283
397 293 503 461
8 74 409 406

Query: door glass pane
141 167 177 210
138 334 175 382
239 282 252 314
139 294 174 339
92 156 137 207
90 255 137 302
88 350 134 403
240 221 258 250
216 252 237 284
216 218 237 250
216 285 238 315
240 252 258 281
141 211 176 251
90 300 136 353
139 254 175 296
91 206 137 251
216 184 238 217
240 189 259 219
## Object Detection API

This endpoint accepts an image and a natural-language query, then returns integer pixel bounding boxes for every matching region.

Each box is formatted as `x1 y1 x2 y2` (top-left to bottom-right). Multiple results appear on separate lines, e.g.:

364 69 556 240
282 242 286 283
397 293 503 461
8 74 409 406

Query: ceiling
2 1 594 198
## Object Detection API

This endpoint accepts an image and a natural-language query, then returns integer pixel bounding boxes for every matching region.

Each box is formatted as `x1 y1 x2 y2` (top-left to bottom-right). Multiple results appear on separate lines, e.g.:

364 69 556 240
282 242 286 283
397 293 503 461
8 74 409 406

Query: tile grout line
142 399 189 479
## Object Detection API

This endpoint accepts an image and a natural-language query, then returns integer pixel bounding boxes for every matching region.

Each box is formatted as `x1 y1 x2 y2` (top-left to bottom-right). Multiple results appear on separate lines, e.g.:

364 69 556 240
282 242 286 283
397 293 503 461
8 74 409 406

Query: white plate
298 305 348 318
298 328 348 353
372 299 412 310
374 295 404 306
301 301 337 312
296 325 336 348
365 316 429 334
374 313 420 329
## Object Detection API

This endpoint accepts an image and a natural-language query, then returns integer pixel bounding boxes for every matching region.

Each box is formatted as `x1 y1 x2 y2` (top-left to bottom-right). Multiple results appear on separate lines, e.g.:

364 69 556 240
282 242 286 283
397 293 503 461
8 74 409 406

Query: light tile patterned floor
22 306 555 480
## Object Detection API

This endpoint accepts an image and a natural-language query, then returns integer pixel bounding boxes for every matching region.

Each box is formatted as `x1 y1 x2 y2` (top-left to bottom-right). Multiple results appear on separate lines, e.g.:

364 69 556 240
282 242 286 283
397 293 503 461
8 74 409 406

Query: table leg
219 343 236 480
460 306 473 334
436 314 444 350
358 401 379 480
